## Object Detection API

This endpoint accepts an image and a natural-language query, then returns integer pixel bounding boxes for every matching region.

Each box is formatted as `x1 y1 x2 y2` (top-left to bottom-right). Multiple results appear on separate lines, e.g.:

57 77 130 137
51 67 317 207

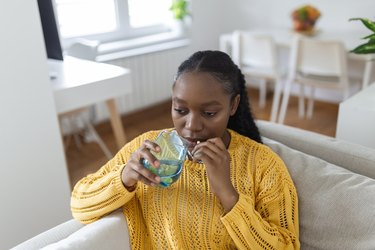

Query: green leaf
351 42 375 54
362 33 375 40
298 8 308 21
170 0 189 20
349 18 375 32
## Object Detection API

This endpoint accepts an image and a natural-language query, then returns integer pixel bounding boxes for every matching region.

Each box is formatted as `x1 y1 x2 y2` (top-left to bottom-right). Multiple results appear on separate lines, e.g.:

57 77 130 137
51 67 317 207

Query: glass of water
142 130 187 187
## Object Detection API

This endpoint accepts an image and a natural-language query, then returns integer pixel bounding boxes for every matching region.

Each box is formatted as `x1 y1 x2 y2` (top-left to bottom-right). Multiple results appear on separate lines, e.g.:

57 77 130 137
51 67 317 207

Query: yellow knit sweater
71 129 300 249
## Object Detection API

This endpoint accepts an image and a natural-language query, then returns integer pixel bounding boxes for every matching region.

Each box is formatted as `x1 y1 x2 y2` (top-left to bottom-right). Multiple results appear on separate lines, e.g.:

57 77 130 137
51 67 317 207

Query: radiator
94 47 190 122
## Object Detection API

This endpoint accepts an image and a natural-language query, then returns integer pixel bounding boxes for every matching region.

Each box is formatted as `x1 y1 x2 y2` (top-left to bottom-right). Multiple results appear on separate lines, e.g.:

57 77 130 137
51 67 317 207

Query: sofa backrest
257 120 375 179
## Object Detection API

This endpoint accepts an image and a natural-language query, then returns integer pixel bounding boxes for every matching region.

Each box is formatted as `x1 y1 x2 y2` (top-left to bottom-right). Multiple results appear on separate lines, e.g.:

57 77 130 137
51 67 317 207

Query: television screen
37 0 64 60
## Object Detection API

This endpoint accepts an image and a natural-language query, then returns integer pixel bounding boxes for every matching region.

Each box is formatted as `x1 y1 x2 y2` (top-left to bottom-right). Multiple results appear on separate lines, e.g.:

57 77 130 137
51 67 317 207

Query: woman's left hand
192 137 239 212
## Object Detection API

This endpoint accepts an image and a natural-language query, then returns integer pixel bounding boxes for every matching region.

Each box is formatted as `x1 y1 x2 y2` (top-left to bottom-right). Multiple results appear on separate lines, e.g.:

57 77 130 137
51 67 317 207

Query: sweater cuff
221 194 253 224
114 164 136 200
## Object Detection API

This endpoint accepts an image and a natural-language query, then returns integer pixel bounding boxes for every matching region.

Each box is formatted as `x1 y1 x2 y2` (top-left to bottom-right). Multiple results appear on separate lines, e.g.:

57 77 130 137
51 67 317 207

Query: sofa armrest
12 209 130 250
11 219 84 250
256 120 375 179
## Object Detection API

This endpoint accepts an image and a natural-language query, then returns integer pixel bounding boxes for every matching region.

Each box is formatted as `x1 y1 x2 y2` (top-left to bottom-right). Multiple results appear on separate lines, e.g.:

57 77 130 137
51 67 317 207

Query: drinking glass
142 130 187 187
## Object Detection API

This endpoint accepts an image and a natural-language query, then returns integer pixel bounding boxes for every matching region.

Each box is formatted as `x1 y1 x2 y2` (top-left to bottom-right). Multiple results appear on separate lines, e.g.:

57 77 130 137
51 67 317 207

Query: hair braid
175 50 262 143
227 68 262 143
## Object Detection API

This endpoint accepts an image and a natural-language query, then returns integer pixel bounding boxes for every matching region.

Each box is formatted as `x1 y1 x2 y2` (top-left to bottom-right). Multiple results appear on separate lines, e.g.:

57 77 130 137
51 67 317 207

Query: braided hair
175 50 262 143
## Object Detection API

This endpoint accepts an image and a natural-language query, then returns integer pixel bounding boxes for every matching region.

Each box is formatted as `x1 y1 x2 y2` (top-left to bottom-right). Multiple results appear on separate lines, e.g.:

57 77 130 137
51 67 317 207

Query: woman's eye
203 111 217 117
174 108 187 115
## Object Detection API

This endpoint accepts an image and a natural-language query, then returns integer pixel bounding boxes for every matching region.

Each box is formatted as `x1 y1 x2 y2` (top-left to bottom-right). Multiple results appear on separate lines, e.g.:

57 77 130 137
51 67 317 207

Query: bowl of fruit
291 5 321 35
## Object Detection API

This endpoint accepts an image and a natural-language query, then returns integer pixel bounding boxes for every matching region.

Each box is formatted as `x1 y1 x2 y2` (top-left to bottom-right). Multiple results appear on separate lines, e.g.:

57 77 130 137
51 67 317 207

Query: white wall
0 1 71 249
190 0 225 51
219 0 375 32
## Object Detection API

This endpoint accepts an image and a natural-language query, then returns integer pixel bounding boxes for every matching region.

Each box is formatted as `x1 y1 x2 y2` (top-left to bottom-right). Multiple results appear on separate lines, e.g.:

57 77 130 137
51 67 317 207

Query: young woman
71 50 300 249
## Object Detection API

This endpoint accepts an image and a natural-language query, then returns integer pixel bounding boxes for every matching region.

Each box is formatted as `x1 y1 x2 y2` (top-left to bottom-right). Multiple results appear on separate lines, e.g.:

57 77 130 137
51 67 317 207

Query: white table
48 56 132 149
220 29 373 88
336 82 375 149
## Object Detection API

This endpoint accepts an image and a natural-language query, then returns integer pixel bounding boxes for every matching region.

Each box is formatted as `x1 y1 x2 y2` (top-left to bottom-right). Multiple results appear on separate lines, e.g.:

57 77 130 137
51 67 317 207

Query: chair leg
259 79 267 108
362 59 373 89
270 79 282 122
59 108 112 159
84 121 113 160
307 87 315 119
70 116 83 149
278 79 293 124
298 84 305 118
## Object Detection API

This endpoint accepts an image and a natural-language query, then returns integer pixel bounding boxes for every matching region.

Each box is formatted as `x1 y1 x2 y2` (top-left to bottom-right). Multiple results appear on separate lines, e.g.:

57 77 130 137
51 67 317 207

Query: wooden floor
65 87 339 188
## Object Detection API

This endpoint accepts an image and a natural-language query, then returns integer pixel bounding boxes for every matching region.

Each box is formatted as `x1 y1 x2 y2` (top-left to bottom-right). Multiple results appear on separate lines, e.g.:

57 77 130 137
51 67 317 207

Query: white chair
231 30 284 122
278 35 351 124
65 38 99 61
59 108 113 159
60 39 113 159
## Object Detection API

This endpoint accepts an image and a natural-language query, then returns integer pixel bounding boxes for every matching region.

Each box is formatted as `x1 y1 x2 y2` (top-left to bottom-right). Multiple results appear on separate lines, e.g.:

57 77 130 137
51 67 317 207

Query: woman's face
171 71 239 150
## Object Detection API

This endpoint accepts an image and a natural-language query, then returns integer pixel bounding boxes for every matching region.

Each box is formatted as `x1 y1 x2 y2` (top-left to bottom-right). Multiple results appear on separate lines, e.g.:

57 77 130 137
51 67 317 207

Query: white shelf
336 83 375 149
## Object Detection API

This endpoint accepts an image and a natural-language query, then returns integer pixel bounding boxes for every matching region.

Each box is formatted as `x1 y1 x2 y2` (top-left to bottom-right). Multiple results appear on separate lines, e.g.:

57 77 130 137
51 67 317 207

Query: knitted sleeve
221 147 300 249
70 131 157 224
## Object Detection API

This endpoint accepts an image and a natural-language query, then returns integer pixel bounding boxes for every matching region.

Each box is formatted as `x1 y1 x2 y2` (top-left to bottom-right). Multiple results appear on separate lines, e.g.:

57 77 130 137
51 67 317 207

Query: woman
71 50 300 249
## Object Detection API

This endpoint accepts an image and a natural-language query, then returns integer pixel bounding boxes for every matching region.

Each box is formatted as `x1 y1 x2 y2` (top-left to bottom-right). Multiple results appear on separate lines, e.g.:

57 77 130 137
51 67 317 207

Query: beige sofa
13 120 375 250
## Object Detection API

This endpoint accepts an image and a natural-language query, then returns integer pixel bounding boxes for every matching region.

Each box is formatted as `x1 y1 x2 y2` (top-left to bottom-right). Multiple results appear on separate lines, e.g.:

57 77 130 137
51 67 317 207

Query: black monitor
37 0 64 60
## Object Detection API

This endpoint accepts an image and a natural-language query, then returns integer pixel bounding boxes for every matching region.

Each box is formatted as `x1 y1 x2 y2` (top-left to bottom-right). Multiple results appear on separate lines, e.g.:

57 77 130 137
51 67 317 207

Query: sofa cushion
41 209 130 250
263 137 375 250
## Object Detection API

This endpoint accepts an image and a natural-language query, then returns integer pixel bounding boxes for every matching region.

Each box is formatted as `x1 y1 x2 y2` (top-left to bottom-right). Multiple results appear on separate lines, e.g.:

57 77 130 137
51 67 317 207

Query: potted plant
350 18 375 88
350 18 375 54
169 0 191 35
170 0 190 21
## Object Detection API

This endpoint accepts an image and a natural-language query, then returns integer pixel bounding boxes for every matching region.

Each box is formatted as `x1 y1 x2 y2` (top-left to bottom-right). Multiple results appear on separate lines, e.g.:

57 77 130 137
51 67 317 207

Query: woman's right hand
121 140 161 190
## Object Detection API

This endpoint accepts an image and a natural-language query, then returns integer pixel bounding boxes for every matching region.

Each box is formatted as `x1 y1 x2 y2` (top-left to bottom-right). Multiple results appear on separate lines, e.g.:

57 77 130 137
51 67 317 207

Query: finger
139 148 160 168
128 169 159 187
142 140 161 153
207 137 226 150
192 140 222 157
191 141 204 155
132 162 161 184
204 140 225 155
193 145 217 162
122 161 159 187
138 141 161 168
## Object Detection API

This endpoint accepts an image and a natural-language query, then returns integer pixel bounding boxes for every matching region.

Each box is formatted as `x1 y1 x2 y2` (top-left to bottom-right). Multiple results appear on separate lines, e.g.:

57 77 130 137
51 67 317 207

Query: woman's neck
222 129 231 149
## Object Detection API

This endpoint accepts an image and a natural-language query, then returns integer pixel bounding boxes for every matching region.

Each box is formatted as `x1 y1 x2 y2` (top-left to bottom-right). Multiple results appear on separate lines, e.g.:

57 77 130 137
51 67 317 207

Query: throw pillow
264 137 375 250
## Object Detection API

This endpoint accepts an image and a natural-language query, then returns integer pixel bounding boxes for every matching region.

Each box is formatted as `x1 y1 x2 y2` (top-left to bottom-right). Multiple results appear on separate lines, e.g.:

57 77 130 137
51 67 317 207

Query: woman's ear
230 94 240 116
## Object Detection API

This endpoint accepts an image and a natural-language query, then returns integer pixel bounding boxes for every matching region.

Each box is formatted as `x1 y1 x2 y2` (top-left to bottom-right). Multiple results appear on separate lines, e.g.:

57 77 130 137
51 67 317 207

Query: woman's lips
183 138 202 151
185 138 201 144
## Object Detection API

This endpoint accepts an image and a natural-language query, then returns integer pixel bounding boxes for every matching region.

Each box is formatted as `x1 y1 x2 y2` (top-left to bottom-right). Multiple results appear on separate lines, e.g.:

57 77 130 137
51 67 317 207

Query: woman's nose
185 113 203 131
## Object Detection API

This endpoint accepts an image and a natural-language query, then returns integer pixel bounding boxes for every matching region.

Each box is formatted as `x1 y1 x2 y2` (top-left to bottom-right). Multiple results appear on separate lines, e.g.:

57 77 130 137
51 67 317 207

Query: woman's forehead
172 72 230 105
174 72 227 92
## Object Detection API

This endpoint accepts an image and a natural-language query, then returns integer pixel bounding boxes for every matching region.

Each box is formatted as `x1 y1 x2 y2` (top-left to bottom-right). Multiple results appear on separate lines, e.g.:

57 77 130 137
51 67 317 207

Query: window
128 0 171 28
54 0 173 47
